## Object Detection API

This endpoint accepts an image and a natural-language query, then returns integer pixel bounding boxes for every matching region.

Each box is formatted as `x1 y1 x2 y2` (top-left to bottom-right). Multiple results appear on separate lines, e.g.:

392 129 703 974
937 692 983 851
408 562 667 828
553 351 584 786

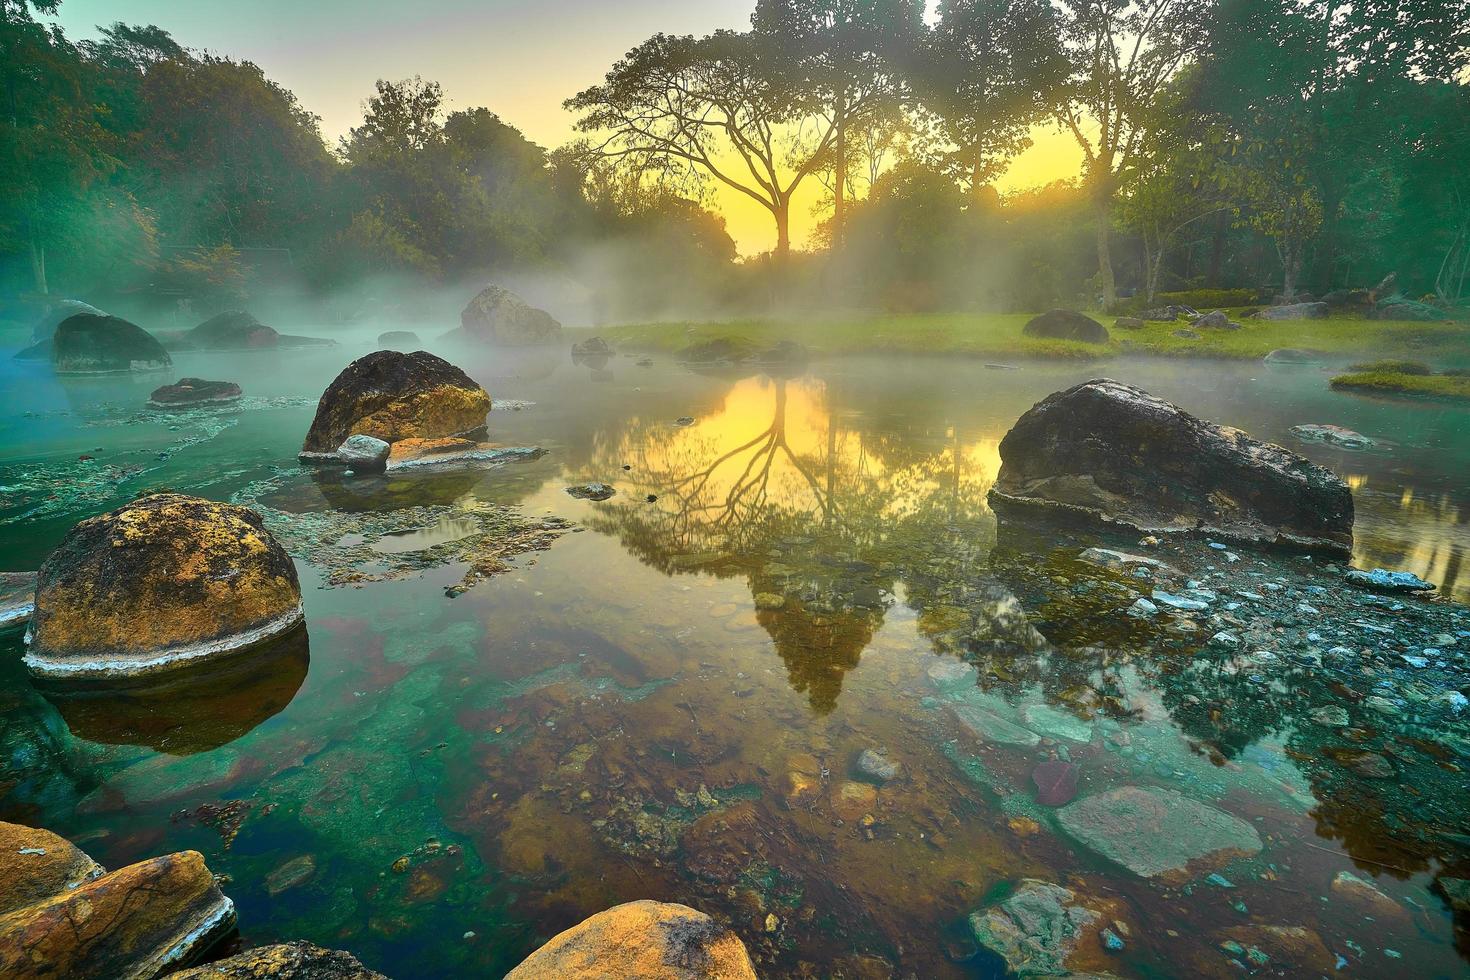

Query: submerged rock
45 313 172 374
1021 310 1109 344
968 879 1115 977
566 482 616 501
0 571 36 630
1251 302 1328 320
148 378 243 409
337 434 391 473
1343 567 1435 594
1263 348 1322 364
25 493 304 681
384 438 542 472
0 847 235 979
989 379 1354 555
457 285 562 346
571 337 614 359
504 899 757 979
676 337 758 365
1057 786 1262 882
299 350 491 461
172 942 387 980
855 748 902 784
1290 424 1375 450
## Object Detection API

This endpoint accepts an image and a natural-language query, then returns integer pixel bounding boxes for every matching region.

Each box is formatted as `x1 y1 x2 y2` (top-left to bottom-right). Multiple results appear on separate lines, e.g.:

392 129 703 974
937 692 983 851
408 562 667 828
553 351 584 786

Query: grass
1329 370 1470 402
586 310 1470 364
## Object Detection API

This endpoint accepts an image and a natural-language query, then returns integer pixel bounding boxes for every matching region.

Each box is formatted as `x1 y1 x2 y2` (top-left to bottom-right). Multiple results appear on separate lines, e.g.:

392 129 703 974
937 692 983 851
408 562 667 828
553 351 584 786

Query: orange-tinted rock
505 900 756 980
831 781 878 823
0 821 103 916
0 850 235 979
0 571 35 629
299 351 490 458
172 941 387 979
25 494 303 681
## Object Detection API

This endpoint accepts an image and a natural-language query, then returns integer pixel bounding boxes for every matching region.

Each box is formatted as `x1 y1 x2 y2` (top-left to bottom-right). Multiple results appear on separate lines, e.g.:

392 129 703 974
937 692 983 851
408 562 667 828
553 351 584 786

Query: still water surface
1 333 1468 977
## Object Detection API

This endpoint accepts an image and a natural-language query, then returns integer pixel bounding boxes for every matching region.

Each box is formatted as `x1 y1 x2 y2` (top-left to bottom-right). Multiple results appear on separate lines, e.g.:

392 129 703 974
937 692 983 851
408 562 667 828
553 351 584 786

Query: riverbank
590 312 1470 363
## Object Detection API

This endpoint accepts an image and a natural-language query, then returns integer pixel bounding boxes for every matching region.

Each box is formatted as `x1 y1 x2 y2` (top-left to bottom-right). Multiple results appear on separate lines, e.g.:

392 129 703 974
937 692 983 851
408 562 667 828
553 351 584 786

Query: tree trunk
1281 240 1301 301
832 108 846 248
774 198 791 263
29 235 47 296
1094 196 1116 310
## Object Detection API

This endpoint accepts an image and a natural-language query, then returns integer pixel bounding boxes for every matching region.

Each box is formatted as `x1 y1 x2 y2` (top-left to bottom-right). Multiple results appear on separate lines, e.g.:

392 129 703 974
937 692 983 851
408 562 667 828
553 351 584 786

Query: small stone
856 749 902 784
1127 598 1158 619
565 483 615 501
337 434 390 473
1309 705 1349 726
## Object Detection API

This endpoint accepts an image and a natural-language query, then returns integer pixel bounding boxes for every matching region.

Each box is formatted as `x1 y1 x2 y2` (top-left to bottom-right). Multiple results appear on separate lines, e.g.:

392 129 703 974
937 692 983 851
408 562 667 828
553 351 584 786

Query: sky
48 0 1082 255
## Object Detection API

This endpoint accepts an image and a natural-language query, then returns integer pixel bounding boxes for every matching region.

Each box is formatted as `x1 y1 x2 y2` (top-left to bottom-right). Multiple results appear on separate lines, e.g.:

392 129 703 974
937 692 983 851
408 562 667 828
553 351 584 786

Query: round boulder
188 310 279 349
377 330 421 350
25 493 304 681
299 350 491 460
51 314 171 374
1022 310 1109 344
459 285 562 346
148 378 243 409
505 900 757 980
31 299 106 344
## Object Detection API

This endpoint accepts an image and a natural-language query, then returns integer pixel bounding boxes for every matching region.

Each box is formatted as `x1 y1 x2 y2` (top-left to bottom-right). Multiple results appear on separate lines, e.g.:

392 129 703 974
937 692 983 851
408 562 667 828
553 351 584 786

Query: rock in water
337 434 391 474
1057 786 1262 882
0 849 235 979
989 379 1354 555
188 310 278 348
171 942 387 980
31 299 106 344
565 483 616 501
377 330 421 350
1021 310 1109 343
0 822 103 916
49 313 171 374
148 378 243 409
299 350 491 460
1263 348 1321 364
968 879 1116 977
1250 302 1329 320
24 493 304 681
504 900 758 979
0 571 36 630
458 285 562 346
1290 424 1374 450
1343 567 1435 593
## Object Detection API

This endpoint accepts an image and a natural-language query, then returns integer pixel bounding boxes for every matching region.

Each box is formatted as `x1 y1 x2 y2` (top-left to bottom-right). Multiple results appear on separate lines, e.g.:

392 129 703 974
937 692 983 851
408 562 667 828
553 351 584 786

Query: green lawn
586 311 1470 363
1329 370 1470 402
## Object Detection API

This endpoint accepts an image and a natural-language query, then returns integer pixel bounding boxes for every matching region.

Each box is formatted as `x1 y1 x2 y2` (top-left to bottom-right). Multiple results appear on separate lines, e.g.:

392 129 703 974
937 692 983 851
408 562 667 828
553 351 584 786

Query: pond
1 331 1468 978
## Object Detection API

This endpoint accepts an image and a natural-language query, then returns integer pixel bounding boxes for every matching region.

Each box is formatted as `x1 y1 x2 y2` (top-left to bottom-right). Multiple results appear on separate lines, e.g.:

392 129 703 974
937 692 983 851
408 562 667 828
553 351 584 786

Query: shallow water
1 330 1468 977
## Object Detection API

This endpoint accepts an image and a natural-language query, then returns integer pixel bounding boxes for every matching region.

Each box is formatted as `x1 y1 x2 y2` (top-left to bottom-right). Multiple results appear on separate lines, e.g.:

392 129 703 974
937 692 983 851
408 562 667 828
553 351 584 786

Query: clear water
1 328 1468 977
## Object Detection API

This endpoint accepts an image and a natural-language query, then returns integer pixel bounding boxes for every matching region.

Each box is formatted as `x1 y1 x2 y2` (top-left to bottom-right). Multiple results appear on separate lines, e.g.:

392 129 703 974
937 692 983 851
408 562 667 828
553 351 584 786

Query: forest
2 0 1468 323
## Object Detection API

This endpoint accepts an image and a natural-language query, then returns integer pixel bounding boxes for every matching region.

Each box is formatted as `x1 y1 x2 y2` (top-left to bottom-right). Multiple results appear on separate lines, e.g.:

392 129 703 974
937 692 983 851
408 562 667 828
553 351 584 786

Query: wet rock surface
0 570 36 629
336 434 390 473
457 285 562 346
566 482 616 501
0 820 103 916
1057 785 1263 881
299 350 491 458
25 493 303 680
149 378 244 408
1290 423 1374 450
504 900 758 979
173 942 388 980
990 379 1354 554
968 879 1118 976
44 313 172 374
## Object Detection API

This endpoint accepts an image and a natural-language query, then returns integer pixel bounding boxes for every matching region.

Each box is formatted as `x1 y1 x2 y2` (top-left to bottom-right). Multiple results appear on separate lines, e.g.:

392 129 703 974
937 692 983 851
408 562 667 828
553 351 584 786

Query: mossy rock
300 350 491 457
25 493 304 681
49 313 172 374
1021 310 1109 343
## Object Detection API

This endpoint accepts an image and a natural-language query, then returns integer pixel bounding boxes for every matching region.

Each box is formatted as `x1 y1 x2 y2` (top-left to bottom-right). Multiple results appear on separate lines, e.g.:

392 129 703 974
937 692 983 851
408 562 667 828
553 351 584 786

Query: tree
917 0 1068 199
566 31 840 262
1052 0 1216 309
750 0 921 245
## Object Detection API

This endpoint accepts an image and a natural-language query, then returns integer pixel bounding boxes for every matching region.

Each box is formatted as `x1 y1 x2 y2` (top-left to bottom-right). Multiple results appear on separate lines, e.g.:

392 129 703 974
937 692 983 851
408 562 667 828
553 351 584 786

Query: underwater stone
1057 786 1262 882
968 879 1111 977
1343 568 1435 594
504 900 757 979
953 704 1041 747
855 748 902 784
25 493 303 681
990 379 1354 555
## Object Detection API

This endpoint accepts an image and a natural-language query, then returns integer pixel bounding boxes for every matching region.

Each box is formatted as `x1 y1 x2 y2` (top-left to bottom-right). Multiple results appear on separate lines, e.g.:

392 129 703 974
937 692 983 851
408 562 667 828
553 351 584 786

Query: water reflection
39 627 310 755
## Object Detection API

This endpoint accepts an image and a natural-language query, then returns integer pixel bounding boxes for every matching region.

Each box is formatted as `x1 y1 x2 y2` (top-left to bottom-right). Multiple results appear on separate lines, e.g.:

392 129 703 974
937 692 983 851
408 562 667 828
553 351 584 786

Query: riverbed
1 332 1467 977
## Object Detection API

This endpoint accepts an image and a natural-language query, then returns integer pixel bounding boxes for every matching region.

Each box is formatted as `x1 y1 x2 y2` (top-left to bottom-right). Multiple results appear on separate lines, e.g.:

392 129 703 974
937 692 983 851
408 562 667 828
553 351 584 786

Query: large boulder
31 299 106 344
0 571 35 629
171 942 387 980
1056 786 1262 883
377 330 421 350
148 378 243 409
184 311 336 350
989 379 1354 554
299 350 491 460
1022 310 1109 343
40 313 172 374
1370 300 1448 322
0 821 103 916
505 900 758 980
457 285 562 346
0 848 235 979
1250 302 1328 320
24 493 304 681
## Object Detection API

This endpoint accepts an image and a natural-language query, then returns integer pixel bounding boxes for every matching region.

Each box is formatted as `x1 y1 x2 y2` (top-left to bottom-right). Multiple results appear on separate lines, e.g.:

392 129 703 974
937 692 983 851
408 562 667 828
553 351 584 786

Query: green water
2 330 1469 977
